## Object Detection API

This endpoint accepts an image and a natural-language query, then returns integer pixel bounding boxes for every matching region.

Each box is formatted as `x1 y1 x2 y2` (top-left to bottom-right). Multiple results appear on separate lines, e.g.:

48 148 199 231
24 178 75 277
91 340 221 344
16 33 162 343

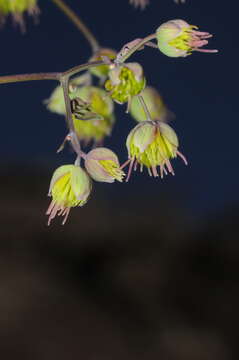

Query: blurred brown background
0 165 238 360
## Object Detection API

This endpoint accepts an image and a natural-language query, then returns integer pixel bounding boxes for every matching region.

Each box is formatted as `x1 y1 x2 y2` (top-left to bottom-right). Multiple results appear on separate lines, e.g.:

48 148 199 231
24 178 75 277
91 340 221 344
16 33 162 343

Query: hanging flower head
46 165 92 225
130 87 171 122
0 0 39 30
156 19 218 57
85 147 125 183
124 121 187 181
105 62 146 106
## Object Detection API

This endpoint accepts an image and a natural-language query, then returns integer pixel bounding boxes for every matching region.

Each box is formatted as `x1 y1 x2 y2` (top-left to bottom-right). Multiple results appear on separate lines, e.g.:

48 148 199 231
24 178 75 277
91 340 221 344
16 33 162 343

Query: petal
87 147 119 164
133 122 156 153
158 122 179 147
85 158 115 183
48 165 74 195
71 166 91 200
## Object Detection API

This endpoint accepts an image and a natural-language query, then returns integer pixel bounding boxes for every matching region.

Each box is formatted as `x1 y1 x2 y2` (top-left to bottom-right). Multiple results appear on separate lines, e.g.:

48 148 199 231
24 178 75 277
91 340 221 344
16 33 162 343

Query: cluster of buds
0 0 39 30
45 17 217 225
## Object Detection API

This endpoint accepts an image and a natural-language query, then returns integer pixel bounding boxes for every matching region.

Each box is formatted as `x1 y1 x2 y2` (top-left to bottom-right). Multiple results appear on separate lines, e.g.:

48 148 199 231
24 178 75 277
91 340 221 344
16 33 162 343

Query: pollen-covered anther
124 121 187 181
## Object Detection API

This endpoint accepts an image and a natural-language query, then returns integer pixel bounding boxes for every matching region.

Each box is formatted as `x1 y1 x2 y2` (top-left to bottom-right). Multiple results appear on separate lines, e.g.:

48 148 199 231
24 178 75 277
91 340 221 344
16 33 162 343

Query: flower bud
89 48 117 78
46 165 92 225
125 121 187 180
85 147 125 183
156 19 218 57
130 86 170 122
105 62 146 104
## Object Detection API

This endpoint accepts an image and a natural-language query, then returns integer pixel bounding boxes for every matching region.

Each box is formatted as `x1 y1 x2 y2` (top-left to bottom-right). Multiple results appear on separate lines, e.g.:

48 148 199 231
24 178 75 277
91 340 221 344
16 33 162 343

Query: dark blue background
0 0 236 220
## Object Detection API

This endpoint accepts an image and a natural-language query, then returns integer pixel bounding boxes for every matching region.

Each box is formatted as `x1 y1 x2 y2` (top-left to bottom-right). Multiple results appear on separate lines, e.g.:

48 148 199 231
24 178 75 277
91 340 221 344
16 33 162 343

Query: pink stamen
120 158 131 170
62 208 71 225
46 200 71 226
189 30 218 53
126 158 135 182
166 160 175 175
177 150 188 165
193 48 218 53
152 166 158 177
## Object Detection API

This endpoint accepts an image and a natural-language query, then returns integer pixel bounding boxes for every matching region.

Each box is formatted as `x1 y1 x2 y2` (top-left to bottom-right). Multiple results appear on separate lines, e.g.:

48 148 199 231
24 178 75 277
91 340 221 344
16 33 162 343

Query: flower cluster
44 18 217 225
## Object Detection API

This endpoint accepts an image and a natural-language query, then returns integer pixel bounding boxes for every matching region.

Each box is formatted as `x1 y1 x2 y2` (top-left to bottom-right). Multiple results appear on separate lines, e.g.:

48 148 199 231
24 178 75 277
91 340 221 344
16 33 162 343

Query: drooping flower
156 19 218 57
124 121 187 181
46 165 92 225
0 0 39 30
130 86 171 122
105 62 146 106
85 147 125 183
89 48 117 79
72 86 115 145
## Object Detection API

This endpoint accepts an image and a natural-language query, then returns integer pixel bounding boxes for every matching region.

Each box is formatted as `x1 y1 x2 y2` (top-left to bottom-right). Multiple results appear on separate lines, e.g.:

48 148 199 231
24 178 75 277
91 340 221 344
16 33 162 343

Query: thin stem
138 94 151 120
0 60 105 86
61 75 74 132
61 75 83 158
63 60 104 77
0 72 61 84
118 33 157 63
51 0 100 53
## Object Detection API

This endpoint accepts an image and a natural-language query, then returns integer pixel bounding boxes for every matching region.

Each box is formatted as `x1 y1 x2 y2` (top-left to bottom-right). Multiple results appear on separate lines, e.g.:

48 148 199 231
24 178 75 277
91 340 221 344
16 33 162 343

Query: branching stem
0 60 104 85
0 72 61 84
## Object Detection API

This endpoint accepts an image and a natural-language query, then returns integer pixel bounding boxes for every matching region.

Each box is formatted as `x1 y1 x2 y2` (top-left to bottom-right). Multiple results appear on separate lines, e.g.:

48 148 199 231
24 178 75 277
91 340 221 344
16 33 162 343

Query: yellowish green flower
130 87 171 122
156 19 218 57
124 121 187 181
89 48 117 79
0 0 39 29
46 165 92 225
105 62 146 105
72 86 115 144
85 147 125 183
